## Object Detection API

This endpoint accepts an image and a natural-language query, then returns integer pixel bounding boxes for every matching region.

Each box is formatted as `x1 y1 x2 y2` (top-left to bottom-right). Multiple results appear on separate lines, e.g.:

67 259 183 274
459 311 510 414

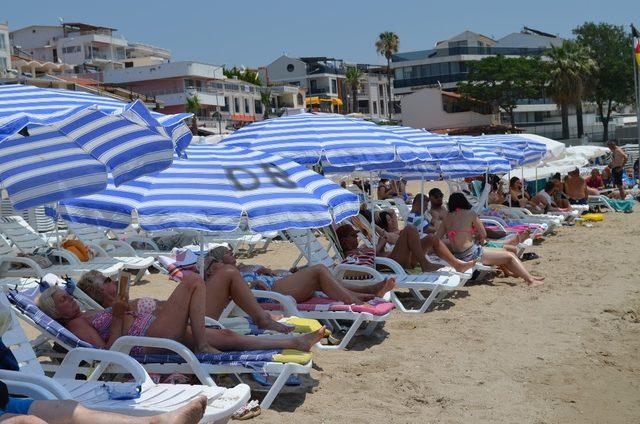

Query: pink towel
261 297 395 316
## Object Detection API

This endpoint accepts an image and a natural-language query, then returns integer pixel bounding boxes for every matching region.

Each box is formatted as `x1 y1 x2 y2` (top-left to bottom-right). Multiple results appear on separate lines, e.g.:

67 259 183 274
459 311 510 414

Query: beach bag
62 239 91 262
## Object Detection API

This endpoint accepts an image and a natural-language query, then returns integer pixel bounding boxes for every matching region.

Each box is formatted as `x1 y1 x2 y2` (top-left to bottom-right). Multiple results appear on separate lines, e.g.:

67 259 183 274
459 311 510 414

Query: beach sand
23 204 640 423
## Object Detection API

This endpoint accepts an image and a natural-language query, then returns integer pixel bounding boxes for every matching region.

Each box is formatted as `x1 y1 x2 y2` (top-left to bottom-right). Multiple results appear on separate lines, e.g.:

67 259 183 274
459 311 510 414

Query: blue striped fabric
221 112 430 167
55 144 361 232
473 134 547 166
382 140 511 181
0 84 193 210
385 126 463 160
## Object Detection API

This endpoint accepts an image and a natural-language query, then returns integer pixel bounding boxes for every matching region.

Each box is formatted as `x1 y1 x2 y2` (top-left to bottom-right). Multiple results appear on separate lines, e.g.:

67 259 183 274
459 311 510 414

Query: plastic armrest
0 369 71 400
479 218 508 233
109 336 215 386
0 255 45 277
96 239 139 256
53 347 152 386
48 249 80 264
334 263 386 282
84 242 109 258
373 256 408 277
126 236 160 251
250 290 299 316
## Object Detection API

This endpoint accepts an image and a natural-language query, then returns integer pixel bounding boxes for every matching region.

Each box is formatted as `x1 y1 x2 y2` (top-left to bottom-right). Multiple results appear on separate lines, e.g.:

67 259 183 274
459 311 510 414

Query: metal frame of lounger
282 228 464 314
4 288 313 409
0 293 250 420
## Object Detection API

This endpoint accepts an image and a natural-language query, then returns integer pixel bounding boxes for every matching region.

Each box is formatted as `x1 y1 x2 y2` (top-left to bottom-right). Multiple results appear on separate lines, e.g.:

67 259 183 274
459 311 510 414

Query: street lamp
212 109 222 135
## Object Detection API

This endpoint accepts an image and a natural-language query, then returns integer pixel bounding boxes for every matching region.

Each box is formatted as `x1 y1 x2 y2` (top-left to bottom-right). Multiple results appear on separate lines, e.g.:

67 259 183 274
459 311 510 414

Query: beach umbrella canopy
473 134 547 166
382 140 512 181
53 144 361 233
0 84 193 210
385 126 463 161
221 112 430 167
518 133 566 161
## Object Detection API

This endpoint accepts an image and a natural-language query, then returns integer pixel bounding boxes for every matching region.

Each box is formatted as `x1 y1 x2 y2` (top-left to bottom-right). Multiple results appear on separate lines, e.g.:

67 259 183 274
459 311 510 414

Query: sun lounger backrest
68 223 109 245
283 229 336 269
0 292 45 376
0 217 47 253
0 234 17 257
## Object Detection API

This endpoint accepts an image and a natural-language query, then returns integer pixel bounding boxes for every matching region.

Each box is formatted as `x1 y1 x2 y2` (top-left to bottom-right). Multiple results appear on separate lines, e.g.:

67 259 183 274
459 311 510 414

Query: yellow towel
581 213 604 222
272 349 313 365
283 317 330 336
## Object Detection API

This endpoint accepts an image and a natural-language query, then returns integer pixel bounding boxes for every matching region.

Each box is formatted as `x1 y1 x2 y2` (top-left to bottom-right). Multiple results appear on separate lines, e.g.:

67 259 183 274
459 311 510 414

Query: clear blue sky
3 0 636 68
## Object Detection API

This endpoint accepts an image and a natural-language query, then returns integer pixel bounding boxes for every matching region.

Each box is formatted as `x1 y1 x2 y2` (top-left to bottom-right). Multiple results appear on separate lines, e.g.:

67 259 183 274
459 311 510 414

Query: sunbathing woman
77 269 292 334
36 275 325 354
204 246 395 305
436 193 544 287
364 209 476 273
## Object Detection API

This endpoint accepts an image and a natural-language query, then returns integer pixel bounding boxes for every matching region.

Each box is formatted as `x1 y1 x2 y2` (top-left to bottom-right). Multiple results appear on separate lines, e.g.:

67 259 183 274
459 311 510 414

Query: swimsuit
569 198 588 205
136 297 157 315
90 310 155 355
611 167 624 186
241 271 280 290
0 397 33 416
453 244 484 262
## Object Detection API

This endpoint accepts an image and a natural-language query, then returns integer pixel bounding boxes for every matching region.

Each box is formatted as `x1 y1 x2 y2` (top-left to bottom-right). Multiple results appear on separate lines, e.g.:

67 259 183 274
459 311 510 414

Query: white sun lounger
0 292 249 422
282 228 463 314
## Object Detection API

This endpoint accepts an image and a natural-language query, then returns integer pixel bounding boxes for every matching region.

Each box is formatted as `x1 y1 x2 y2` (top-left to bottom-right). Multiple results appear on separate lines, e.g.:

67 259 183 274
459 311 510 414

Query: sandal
232 400 261 420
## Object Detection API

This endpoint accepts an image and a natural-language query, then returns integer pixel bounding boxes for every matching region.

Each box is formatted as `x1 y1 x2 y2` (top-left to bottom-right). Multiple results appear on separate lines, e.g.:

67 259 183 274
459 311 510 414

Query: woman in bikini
37 274 325 354
77 269 292 334
437 193 545 287
204 246 396 305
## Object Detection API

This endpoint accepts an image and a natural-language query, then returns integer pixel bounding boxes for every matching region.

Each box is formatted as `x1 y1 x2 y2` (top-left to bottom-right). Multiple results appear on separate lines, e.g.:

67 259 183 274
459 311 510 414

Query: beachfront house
0 23 11 76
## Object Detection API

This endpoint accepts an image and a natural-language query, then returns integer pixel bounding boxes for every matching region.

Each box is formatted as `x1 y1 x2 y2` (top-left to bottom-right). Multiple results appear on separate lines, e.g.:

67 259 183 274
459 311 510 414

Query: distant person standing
607 140 628 198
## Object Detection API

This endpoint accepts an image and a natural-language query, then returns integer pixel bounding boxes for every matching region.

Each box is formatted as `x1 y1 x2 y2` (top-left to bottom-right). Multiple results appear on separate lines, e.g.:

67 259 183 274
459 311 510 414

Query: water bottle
94 383 141 400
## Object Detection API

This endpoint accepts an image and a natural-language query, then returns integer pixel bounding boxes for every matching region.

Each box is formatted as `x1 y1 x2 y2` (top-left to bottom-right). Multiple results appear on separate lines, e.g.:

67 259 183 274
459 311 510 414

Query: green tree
260 89 272 119
345 66 363 114
375 31 399 120
223 67 262 86
458 55 546 127
573 22 634 141
185 94 200 135
546 40 598 139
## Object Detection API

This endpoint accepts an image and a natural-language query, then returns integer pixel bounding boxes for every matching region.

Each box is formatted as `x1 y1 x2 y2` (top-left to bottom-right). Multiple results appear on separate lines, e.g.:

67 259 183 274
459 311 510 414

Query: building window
244 98 250 114
234 98 240 113
372 101 377 114
379 84 384 98
0 57 7 70
255 100 262 114
297 93 303 105
0 35 6 50
380 101 385 116
62 45 81 54
331 79 337 94
221 96 229 112
287 64 295 72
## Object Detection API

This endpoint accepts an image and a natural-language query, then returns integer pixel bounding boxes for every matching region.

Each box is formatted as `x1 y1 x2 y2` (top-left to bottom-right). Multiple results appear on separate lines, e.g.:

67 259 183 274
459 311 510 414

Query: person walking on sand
607 140 629 199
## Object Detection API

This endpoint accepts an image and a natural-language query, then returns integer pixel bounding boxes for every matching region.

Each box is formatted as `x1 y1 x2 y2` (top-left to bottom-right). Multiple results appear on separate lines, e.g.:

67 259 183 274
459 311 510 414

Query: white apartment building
10 22 170 73
259 55 347 112
348 64 393 120
102 61 265 131
0 23 11 76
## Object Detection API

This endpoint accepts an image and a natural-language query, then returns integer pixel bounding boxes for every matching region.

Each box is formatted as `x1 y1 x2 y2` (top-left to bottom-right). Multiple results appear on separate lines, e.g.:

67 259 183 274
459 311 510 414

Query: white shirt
406 211 432 234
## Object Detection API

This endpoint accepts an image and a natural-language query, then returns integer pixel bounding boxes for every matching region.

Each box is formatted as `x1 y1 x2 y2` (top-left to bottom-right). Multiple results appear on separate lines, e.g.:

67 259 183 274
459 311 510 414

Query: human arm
66 315 117 349
473 214 487 245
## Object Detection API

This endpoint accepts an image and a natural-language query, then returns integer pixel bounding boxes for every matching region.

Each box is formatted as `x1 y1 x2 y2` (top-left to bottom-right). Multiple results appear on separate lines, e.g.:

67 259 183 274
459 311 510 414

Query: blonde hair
36 286 63 320
206 246 231 263
77 270 105 304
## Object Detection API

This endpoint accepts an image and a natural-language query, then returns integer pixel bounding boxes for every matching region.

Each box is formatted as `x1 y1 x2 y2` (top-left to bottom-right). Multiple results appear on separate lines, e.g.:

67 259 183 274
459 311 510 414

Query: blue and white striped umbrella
382 140 511 181
473 134 547 166
53 144 361 232
0 84 192 210
221 112 430 167
385 126 462 160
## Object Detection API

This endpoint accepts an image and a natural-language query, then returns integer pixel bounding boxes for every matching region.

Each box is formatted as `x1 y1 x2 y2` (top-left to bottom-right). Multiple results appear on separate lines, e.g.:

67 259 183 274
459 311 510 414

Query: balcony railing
393 46 551 62
307 64 345 75
309 87 330 94
394 73 468 88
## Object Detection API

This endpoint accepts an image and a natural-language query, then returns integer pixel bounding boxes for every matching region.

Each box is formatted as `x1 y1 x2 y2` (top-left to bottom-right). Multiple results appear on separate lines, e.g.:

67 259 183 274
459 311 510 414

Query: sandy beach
22 205 640 423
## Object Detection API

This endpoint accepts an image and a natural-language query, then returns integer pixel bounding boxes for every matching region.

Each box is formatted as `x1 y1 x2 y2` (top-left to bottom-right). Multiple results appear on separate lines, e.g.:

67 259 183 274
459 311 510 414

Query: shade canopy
0 84 192 209
221 112 430 168
53 144 361 233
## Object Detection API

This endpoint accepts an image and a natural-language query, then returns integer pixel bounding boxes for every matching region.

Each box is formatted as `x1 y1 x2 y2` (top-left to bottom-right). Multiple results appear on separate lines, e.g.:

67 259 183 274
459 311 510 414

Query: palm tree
546 40 597 139
375 31 399 121
345 66 363 114
185 94 200 135
260 89 272 119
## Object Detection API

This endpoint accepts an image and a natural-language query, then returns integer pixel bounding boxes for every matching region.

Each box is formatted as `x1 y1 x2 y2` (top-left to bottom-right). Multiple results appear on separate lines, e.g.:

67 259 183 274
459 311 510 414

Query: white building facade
0 23 11 76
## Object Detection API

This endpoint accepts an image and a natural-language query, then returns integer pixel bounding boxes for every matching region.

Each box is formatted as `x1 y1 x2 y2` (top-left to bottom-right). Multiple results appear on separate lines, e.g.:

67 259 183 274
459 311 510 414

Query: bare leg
481 248 544 286
415 231 475 272
618 184 625 199
272 265 364 304
386 226 437 271
184 327 325 352
0 416 47 423
24 398 207 424
145 274 216 353
206 266 292 333
341 278 396 297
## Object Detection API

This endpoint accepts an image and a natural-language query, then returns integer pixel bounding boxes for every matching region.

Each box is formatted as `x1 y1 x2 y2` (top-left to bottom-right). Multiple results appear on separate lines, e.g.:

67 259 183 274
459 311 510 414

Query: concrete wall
401 87 491 130
262 55 307 83
103 61 224 84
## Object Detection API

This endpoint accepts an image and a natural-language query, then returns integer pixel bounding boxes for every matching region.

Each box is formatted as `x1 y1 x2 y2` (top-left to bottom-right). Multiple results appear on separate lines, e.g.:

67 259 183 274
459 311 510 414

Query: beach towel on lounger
158 249 199 282
259 296 395 316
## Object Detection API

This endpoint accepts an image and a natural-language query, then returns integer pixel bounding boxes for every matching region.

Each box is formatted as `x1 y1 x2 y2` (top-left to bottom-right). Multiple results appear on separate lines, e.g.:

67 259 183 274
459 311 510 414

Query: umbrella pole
420 174 425 237
199 232 205 279
535 167 538 194
521 167 525 200
508 170 512 207
369 172 377 247
55 203 61 264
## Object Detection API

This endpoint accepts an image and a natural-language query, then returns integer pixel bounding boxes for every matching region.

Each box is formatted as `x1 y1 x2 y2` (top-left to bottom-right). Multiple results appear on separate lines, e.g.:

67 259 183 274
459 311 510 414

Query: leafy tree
375 31 399 120
573 22 634 141
260 89 272 119
546 40 598 139
345 66 363 114
185 94 200 135
223 67 262 86
458 55 546 127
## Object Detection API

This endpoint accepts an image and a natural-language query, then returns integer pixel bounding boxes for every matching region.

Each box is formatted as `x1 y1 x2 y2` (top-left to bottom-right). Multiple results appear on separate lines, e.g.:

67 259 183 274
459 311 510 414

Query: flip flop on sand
232 400 261 420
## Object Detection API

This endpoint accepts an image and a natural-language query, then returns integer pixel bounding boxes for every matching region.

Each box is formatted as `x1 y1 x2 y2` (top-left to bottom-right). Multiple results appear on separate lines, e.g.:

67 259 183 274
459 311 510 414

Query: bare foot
356 293 376 302
526 276 545 287
518 230 531 243
196 343 222 354
257 315 294 333
151 396 207 424
453 259 476 273
420 261 443 272
292 326 326 351
375 277 396 297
